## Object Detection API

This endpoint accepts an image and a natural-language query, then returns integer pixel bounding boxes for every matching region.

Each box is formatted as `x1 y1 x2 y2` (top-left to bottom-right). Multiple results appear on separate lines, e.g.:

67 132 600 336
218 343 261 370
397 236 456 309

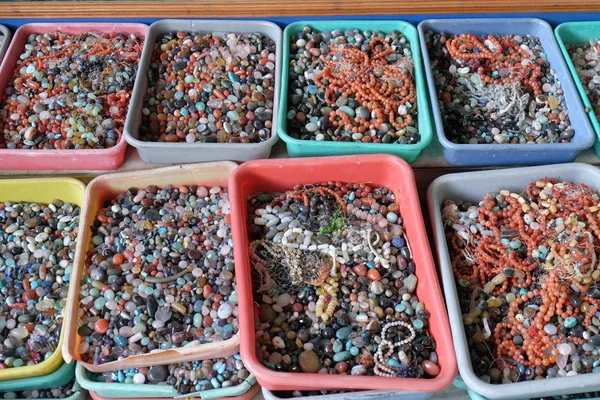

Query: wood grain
1 0 598 19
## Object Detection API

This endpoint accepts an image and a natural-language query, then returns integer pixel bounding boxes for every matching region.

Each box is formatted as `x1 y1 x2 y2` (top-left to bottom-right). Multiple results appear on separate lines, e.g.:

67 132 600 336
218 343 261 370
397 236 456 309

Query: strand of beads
444 178 600 384
287 27 419 144
316 37 416 132
426 30 574 145
446 34 542 96
248 181 439 378
374 320 416 377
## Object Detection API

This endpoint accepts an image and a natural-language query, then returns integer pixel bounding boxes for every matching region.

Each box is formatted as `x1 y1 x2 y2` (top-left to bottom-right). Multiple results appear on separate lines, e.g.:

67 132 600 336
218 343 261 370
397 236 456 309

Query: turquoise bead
333 351 352 362
193 313 202 328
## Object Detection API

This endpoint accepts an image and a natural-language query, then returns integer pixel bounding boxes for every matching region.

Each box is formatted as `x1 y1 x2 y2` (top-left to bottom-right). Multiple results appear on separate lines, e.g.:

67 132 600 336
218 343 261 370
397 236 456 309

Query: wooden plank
0 0 598 19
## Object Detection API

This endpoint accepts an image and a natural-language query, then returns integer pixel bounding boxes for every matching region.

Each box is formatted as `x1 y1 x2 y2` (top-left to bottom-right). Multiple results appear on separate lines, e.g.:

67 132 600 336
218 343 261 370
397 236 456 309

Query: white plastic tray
261 387 433 400
427 163 600 400
0 25 12 65
124 19 281 164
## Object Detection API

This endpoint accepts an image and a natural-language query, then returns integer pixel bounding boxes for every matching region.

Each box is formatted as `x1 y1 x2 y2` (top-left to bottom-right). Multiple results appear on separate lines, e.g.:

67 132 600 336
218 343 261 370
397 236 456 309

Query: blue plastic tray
418 18 595 166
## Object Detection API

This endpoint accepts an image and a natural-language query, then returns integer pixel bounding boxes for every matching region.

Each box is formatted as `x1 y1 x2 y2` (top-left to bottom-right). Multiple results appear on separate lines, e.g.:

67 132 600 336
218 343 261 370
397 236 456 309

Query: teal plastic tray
0 362 85 400
278 20 433 163
555 22 600 158
76 363 257 399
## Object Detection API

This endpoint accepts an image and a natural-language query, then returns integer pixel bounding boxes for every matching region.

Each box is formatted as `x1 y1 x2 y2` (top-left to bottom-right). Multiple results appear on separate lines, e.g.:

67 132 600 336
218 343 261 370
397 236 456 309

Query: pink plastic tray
0 23 148 170
229 154 457 392
88 382 261 400
63 162 240 372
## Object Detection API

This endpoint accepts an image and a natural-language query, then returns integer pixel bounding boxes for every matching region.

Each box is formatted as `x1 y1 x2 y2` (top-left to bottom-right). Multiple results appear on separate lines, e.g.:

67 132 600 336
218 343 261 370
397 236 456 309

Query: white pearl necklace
373 320 416 377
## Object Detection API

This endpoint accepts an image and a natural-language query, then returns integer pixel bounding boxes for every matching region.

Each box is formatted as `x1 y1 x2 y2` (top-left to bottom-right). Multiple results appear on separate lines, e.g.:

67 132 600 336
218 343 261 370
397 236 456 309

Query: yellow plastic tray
0 177 86 381
63 162 240 373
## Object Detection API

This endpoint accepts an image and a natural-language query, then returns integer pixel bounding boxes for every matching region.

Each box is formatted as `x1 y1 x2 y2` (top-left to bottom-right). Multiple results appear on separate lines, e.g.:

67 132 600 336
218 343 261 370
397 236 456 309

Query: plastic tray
0 25 12 66
229 154 457 392
278 20 433 163
0 362 73 392
418 18 595 166
427 163 600 400
555 22 600 159
87 380 261 400
0 362 86 400
63 162 240 373
76 362 256 399
0 177 86 381
124 19 282 164
0 23 147 171
261 387 434 400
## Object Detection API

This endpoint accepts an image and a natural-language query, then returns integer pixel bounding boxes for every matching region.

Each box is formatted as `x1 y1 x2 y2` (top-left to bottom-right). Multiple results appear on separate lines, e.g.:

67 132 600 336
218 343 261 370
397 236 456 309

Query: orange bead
366 269 381 281
94 319 109 334
112 253 124 266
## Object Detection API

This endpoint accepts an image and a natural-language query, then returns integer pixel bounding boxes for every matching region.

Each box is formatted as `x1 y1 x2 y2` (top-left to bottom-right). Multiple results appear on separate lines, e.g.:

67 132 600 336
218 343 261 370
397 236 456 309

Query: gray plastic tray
124 19 282 163
261 387 434 400
0 25 12 66
427 163 600 399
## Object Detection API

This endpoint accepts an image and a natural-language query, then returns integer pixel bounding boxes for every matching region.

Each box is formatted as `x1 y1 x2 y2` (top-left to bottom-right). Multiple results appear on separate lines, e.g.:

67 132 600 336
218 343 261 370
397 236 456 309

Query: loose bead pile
77 184 237 365
0 199 79 369
247 182 439 378
443 179 600 384
567 39 600 118
0 31 143 150
1 378 76 398
96 353 250 394
140 31 276 144
286 26 419 144
426 31 574 145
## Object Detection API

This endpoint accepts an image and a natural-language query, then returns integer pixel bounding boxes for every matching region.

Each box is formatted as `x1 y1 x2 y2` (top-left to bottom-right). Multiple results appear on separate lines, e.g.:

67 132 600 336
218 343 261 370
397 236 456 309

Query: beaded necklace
446 34 543 97
445 179 600 376
316 37 416 133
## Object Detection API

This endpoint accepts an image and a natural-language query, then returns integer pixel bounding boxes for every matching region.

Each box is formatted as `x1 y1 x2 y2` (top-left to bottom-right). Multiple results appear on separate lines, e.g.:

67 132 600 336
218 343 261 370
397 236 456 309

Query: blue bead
114 335 128 347
564 316 577 328
333 340 344 353
339 106 355 117
345 340 353 351
392 237 405 248
348 192 355 201
386 212 398 223
307 85 318 94
217 363 226 374
227 71 240 83
510 240 522 249
336 327 352 340
388 358 402 368
333 351 352 362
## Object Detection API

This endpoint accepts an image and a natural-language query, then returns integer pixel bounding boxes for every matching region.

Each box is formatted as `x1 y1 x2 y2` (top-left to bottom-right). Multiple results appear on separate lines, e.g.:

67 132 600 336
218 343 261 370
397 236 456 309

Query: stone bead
298 350 321 373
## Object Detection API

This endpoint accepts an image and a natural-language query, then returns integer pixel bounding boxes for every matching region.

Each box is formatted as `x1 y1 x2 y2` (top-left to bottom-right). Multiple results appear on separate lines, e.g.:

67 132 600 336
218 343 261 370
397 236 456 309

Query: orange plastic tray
63 162 240 372
229 154 457 392
88 382 261 400
0 23 147 170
